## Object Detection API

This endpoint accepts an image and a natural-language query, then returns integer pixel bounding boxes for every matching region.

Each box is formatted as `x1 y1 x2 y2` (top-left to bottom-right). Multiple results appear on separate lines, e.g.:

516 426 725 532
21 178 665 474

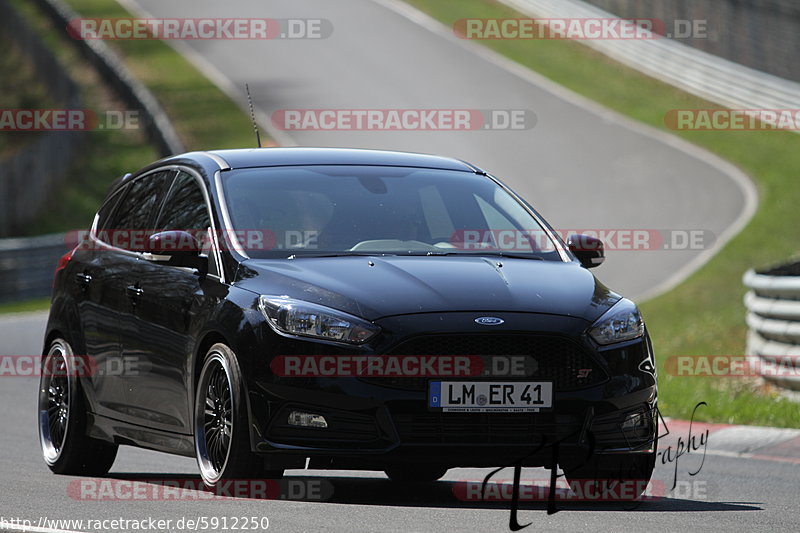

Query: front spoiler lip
254 405 658 457
595 445 657 455
257 437 659 470
254 439 659 457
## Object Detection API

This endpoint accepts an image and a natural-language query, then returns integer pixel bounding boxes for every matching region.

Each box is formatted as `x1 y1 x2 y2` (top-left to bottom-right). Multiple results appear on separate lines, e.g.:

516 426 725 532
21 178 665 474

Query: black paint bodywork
45 148 657 472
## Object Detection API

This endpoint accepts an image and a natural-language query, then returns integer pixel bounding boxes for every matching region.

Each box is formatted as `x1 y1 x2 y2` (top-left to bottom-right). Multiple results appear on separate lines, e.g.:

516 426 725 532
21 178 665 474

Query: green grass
408 0 800 427
0 297 50 315
63 0 266 152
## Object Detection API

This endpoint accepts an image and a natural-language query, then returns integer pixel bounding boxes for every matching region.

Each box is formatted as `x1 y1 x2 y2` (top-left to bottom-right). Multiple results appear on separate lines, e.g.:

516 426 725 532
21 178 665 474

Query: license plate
428 381 553 412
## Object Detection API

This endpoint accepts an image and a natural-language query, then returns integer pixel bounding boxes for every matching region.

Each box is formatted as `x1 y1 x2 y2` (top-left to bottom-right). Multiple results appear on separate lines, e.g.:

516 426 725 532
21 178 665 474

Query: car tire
384 465 448 483
38 338 118 476
194 343 283 489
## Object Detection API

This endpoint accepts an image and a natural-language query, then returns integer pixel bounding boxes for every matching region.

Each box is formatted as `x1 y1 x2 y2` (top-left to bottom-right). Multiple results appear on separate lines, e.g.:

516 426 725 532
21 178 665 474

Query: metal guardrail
500 0 800 120
744 267 800 391
0 234 66 303
581 0 800 84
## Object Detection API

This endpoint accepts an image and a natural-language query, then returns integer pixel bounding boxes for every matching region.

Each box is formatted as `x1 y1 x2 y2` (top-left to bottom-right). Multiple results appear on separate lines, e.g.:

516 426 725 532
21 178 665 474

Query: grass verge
408 0 800 427
63 0 264 152
0 298 51 315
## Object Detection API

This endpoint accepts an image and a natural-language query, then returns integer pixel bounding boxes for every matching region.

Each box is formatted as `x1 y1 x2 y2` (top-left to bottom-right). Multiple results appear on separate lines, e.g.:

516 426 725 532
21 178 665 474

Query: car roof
205 147 479 172
114 147 484 198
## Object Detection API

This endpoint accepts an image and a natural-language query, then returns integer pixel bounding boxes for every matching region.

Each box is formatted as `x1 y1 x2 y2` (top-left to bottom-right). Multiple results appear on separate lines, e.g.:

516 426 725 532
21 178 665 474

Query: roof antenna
245 83 262 147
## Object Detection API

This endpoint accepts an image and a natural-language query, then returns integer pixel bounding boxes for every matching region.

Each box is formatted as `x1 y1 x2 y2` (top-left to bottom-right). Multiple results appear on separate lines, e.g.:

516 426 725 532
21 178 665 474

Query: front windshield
221 165 563 260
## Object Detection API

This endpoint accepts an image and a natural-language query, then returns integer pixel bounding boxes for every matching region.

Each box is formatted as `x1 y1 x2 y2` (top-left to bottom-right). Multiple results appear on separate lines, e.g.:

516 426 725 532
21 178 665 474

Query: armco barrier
581 0 800 84
0 234 66 303
500 0 800 123
743 266 800 391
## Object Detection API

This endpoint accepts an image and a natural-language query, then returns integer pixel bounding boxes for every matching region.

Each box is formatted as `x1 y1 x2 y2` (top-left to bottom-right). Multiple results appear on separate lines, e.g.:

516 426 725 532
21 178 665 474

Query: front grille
391 410 580 444
360 334 607 391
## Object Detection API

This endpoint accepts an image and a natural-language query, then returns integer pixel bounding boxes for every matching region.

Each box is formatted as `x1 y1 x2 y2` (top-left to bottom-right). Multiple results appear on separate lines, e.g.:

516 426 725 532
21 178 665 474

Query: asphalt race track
1 1 787 532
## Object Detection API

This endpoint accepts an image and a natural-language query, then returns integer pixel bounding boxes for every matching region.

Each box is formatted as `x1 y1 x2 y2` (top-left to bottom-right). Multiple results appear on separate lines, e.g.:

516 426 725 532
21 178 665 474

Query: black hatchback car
40 148 657 490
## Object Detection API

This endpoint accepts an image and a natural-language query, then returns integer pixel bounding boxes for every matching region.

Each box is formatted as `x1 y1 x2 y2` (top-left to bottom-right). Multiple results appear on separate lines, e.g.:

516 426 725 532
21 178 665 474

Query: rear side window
95 189 125 233
108 171 172 232
102 170 173 250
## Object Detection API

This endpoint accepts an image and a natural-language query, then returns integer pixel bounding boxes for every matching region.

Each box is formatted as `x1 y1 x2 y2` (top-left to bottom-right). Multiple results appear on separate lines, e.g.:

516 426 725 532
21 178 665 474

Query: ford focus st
40 148 657 491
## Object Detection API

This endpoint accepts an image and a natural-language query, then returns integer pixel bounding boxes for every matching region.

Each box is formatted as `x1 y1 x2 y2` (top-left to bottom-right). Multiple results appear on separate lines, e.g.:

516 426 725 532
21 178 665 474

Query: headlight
588 298 644 345
258 296 379 344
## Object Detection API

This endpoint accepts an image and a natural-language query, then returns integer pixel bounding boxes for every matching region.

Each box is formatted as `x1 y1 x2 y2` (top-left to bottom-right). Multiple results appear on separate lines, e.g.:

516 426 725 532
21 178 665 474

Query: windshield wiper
286 251 546 260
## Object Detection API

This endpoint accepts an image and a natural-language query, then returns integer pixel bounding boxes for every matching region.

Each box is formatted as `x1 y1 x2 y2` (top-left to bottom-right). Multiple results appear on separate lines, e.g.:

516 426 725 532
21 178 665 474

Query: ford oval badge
475 317 504 326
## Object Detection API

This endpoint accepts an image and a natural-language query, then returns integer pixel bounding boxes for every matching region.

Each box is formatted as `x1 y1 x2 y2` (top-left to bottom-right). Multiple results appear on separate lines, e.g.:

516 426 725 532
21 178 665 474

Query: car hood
236 256 620 322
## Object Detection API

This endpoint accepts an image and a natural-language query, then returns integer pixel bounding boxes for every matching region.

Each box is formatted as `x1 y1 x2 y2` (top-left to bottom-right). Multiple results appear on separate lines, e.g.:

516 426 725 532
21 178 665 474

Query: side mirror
146 230 207 273
567 234 605 269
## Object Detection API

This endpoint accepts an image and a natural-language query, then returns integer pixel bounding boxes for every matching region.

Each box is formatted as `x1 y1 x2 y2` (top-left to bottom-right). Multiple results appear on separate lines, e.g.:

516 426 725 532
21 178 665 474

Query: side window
155 171 211 232
100 171 171 251
95 189 125 232
156 171 219 277
107 171 172 233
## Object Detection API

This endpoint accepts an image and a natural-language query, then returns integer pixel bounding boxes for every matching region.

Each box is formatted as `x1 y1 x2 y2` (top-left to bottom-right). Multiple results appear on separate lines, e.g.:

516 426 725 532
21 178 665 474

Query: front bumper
243 313 657 469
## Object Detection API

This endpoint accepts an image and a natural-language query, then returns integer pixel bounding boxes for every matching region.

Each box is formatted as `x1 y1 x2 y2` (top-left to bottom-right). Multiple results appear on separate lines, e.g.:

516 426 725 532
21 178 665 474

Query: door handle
126 285 144 303
75 272 92 286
